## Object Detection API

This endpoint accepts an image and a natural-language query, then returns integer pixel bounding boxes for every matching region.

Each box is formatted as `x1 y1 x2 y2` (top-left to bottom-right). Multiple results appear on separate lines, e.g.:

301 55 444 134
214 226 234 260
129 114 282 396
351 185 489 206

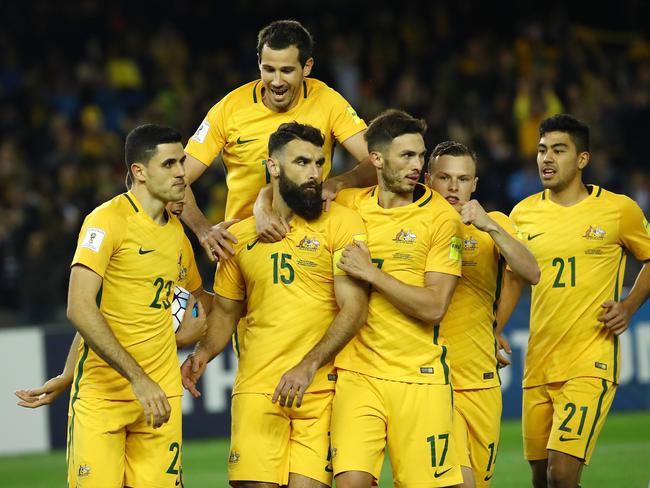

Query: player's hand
175 295 207 349
272 362 317 408
15 374 73 408
496 334 512 368
337 240 376 282
180 350 209 398
322 178 343 212
460 200 495 232
598 300 631 335
197 219 240 262
130 374 171 429
255 207 289 243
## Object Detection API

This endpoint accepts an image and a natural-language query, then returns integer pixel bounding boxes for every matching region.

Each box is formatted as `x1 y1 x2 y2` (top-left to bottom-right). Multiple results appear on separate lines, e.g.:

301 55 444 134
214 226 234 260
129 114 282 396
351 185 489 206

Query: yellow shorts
228 391 333 486
331 370 462 487
67 395 183 488
523 377 616 464
453 387 502 487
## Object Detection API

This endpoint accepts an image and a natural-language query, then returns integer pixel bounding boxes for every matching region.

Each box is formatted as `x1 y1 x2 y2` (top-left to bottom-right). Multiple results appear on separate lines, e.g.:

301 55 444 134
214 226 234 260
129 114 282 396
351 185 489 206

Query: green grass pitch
1 411 648 487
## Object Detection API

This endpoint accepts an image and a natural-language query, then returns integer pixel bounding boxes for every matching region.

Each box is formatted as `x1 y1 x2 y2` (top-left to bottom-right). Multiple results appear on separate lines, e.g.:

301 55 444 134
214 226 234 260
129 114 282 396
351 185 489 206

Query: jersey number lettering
151 277 173 309
371 258 384 269
426 433 449 467
271 253 295 284
559 403 588 435
486 441 496 471
552 256 576 288
166 441 181 475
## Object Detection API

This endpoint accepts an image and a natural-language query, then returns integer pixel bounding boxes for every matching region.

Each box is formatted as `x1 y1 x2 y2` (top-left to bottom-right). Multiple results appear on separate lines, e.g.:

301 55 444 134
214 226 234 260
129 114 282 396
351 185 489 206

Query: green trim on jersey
584 379 608 459
123 193 139 213
67 343 90 472
252 81 260 103
418 191 433 207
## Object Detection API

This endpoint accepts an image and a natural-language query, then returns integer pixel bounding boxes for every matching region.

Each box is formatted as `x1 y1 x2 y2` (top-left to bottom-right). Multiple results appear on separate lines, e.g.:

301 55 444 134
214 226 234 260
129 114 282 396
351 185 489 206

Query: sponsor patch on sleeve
191 119 210 144
449 236 462 261
81 228 106 253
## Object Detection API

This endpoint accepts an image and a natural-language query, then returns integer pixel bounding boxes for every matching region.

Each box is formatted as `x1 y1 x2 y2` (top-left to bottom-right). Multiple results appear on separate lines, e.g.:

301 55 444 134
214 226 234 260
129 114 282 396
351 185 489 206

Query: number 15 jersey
510 185 650 387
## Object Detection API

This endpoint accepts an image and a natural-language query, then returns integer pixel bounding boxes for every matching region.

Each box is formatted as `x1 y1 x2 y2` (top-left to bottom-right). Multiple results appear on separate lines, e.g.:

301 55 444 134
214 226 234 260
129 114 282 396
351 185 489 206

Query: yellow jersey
178 234 202 293
441 212 517 390
214 202 366 394
334 185 463 384
510 185 650 387
71 192 187 400
185 77 367 221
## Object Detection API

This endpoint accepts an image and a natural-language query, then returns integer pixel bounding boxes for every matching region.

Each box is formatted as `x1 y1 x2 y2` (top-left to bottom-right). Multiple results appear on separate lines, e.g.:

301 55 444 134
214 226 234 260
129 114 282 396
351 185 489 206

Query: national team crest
297 235 321 252
463 236 478 252
78 465 91 477
393 229 417 244
583 225 606 240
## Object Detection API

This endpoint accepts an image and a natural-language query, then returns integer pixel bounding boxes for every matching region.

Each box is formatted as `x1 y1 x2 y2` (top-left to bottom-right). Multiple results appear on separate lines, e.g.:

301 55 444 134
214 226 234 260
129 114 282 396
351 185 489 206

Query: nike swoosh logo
434 467 452 478
559 434 580 442
246 239 260 250
236 136 257 144
527 233 545 241
484 474 493 481
138 247 155 255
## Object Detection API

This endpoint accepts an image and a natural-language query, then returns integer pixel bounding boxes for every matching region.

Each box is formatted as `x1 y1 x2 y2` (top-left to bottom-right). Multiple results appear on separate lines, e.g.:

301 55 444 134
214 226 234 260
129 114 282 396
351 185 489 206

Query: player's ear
302 57 314 77
577 151 590 171
130 162 146 183
369 151 383 170
266 157 280 178
472 177 478 193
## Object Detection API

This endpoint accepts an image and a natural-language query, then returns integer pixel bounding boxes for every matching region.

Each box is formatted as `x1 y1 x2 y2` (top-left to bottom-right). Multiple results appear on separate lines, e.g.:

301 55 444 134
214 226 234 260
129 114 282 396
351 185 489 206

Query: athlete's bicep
67 265 103 315
334 274 369 311
185 153 210 184
340 130 369 163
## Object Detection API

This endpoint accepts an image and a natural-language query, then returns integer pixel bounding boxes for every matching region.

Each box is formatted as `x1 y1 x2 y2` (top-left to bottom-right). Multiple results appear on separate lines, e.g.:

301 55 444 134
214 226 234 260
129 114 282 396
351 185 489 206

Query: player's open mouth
270 87 288 99
446 196 459 204
541 168 556 179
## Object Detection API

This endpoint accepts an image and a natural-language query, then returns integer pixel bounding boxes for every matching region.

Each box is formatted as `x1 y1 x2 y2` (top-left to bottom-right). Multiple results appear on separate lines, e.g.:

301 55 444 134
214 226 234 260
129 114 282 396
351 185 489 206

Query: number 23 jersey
510 185 650 387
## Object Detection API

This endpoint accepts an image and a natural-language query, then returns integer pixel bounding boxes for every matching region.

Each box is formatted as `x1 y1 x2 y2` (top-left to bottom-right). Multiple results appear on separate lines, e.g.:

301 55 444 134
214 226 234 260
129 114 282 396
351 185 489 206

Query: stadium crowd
1 1 648 323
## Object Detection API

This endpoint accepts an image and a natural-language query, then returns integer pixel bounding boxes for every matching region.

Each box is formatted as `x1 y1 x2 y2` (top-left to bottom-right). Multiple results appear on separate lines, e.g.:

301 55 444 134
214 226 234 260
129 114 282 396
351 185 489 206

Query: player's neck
377 185 413 209
271 186 295 222
548 178 589 207
130 186 168 224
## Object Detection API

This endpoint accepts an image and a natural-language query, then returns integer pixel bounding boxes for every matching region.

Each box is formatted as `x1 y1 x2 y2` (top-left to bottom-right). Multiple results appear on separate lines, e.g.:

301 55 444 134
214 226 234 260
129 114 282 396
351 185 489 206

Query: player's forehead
150 142 185 164
432 154 475 177
539 131 574 148
282 139 323 162
259 44 301 67
388 133 425 155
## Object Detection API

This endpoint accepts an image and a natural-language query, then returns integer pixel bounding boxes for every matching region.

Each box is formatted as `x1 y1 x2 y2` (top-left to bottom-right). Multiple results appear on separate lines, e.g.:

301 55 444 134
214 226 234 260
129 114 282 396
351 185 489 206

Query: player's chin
169 185 186 201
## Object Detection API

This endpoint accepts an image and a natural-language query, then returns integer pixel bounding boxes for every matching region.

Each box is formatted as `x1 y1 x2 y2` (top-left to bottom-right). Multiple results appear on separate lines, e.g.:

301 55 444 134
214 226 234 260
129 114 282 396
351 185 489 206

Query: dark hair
257 20 314 66
539 114 590 153
124 124 182 185
268 122 325 157
428 140 477 172
364 109 427 153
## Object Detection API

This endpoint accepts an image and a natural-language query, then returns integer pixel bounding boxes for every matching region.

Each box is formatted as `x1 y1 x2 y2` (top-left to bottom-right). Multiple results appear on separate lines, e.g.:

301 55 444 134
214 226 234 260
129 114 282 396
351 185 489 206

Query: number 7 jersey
510 185 650 387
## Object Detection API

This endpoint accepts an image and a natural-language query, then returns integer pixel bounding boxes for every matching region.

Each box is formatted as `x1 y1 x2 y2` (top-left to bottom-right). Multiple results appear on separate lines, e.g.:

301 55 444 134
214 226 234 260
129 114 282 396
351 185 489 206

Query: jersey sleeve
334 188 361 209
213 251 246 301
330 206 367 276
425 211 463 276
325 89 367 143
71 209 123 277
618 197 650 261
181 236 203 293
184 99 228 167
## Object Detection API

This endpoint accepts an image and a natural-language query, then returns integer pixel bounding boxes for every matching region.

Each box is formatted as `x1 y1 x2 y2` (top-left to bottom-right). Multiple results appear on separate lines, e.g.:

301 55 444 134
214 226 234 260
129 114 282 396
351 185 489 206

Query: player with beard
181 122 368 488
331 110 464 487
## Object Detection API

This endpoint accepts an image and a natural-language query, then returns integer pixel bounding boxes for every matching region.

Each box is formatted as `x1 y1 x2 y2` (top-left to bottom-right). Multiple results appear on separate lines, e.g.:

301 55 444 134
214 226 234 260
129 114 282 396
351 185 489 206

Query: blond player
57 124 194 487
511 114 650 488
330 110 463 487
182 20 371 261
181 122 368 487
427 141 540 487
